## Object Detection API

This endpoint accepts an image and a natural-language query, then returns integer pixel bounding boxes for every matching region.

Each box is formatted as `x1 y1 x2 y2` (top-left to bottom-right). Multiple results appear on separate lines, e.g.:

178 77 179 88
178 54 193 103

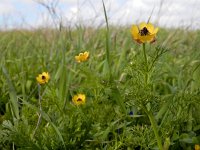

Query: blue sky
0 0 200 29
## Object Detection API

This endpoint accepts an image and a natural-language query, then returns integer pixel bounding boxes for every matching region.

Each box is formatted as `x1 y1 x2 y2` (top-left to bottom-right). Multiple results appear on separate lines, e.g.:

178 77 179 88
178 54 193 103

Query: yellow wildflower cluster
35 22 158 106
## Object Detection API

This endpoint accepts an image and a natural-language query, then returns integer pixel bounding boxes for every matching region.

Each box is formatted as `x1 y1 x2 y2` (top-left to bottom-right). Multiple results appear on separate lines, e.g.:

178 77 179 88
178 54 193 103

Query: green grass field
0 21 200 149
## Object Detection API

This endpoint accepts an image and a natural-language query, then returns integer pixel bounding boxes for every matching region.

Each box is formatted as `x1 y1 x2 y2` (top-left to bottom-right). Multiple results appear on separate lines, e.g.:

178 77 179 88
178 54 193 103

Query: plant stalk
147 111 163 150
32 84 42 138
102 0 112 81
142 43 148 85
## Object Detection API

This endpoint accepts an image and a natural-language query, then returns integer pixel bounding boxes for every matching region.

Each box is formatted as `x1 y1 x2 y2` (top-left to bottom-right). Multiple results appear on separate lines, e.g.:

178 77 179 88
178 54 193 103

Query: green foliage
0 25 200 149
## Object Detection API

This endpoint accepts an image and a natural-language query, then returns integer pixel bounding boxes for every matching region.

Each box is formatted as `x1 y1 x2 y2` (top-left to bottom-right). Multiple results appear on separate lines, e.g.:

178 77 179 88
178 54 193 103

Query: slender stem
147 110 163 150
142 43 148 84
102 0 112 81
32 84 42 138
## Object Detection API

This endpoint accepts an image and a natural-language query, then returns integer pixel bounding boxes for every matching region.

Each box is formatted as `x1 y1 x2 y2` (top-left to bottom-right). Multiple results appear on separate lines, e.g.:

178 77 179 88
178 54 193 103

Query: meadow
0 9 200 150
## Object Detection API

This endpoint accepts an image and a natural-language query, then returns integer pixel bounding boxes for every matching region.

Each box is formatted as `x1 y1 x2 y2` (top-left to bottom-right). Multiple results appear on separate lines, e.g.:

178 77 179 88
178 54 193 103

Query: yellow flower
195 144 200 150
36 72 50 84
131 22 159 44
75 51 89 63
72 94 86 105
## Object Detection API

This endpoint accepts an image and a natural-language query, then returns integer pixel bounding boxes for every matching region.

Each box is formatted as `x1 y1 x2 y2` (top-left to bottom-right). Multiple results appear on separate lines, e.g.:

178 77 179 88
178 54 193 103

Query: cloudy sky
0 0 200 29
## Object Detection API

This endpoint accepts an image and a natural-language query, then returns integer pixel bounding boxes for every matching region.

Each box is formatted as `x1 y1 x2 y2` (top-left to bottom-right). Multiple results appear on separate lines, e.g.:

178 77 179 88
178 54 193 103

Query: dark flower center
129 111 133 115
140 27 149 36
42 75 46 80
77 98 82 102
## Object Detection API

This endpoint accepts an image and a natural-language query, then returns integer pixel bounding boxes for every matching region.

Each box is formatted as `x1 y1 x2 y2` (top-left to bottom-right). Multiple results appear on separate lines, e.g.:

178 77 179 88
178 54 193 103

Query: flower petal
36 76 45 84
131 25 139 39
146 23 155 34
83 52 89 60
139 34 155 43
153 27 159 34
139 22 147 30
72 94 86 105
79 53 84 56
80 94 86 100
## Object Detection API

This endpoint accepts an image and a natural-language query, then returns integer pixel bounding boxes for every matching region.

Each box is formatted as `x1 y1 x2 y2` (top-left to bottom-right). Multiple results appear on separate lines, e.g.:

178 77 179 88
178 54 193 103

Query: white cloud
60 0 77 4
0 0 200 29
19 0 35 4
0 1 15 14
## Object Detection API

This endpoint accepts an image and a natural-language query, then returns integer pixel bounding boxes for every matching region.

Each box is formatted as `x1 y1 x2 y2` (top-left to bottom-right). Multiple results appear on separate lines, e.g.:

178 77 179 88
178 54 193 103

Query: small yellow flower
72 94 86 105
36 72 50 84
131 22 159 44
195 144 200 150
75 51 89 63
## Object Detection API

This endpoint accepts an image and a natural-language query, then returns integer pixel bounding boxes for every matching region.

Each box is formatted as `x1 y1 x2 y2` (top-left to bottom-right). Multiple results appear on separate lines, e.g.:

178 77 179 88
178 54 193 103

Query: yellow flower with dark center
131 22 159 44
75 51 89 63
36 72 50 84
72 94 86 105
195 145 200 150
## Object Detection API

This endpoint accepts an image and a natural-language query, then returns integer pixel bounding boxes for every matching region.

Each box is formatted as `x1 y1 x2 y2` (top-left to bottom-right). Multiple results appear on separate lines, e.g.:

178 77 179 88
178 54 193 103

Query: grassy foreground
0 26 200 150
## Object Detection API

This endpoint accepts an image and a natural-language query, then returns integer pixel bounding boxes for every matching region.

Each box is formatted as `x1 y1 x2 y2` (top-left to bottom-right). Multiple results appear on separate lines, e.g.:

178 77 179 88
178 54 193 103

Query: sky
0 0 200 29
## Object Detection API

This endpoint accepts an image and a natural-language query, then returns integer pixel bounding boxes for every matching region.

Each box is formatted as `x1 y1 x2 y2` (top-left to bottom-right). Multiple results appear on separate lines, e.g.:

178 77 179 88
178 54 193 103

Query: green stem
142 43 148 85
102 0 112 81
32 84 42 138
147 110 163 150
